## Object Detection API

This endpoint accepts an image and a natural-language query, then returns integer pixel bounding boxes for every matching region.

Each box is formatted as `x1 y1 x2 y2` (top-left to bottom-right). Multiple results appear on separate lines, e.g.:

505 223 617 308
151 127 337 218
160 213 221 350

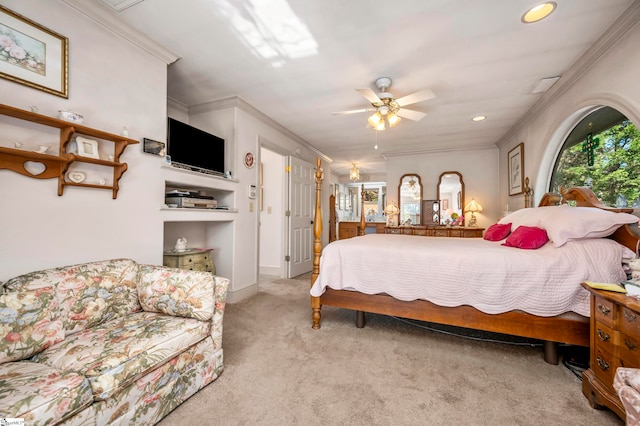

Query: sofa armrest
138 265 225 322
211 275 229 349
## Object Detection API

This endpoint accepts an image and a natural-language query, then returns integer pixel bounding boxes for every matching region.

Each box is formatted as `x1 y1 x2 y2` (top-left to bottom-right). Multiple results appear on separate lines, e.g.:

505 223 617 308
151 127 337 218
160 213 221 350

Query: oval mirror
437 171 464 225
398 174 422 225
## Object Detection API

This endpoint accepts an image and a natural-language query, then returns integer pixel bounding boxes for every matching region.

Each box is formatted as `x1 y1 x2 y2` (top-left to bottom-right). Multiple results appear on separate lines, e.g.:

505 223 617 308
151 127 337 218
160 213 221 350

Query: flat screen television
167 117 225 176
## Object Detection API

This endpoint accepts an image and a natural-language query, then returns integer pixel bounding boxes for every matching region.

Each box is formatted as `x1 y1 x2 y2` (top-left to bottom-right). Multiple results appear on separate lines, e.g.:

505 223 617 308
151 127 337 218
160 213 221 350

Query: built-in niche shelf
0 103 139 198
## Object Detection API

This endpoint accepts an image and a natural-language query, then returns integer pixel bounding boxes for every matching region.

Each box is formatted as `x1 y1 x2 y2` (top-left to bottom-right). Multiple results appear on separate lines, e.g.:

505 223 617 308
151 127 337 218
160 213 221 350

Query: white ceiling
72 0 636 176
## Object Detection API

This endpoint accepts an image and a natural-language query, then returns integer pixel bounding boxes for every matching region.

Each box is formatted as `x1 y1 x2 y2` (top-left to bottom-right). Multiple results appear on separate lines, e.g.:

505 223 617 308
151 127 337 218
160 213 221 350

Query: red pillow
502 226 549 249
483 223 512 241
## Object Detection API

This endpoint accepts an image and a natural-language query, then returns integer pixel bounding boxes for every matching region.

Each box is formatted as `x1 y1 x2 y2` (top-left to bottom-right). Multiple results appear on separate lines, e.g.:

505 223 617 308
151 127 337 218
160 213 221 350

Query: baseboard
226 283 258 303
259 266 281 276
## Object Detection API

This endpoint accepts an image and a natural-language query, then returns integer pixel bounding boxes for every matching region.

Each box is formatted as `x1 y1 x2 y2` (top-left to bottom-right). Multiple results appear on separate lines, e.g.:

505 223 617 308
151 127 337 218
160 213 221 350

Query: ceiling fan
333 77 435 130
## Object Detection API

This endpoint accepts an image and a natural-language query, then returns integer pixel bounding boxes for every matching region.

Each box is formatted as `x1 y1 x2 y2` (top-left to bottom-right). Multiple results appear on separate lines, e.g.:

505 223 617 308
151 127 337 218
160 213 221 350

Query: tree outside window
550 107 640 208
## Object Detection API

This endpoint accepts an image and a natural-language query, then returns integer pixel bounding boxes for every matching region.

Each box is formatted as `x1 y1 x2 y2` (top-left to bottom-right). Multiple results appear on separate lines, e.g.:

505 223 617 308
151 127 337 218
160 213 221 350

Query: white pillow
499 205 639 247
543 204 638 247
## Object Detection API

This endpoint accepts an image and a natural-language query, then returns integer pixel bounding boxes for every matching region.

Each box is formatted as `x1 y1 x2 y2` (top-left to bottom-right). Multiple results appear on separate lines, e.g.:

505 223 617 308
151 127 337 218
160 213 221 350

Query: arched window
549 106 640 207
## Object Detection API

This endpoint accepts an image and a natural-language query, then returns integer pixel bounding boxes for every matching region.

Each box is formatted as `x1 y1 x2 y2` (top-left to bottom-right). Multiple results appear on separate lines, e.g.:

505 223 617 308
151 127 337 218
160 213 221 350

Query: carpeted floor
158 273 623 426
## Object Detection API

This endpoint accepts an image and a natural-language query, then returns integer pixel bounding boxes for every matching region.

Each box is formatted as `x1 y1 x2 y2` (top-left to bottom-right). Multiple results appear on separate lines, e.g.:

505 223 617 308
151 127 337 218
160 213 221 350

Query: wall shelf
0 103 139 198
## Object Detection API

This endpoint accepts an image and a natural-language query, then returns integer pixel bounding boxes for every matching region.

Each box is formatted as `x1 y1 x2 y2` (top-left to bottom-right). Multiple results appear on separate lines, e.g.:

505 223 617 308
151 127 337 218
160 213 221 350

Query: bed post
359 184 366 235
311 157 323 329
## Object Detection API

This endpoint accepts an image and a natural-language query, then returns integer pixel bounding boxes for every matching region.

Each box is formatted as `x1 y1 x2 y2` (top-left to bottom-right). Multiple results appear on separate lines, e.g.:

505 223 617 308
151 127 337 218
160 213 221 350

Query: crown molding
382 142 497 159
190 96 332 164
167 97 188 115
496 0 640 148
61 0 179 64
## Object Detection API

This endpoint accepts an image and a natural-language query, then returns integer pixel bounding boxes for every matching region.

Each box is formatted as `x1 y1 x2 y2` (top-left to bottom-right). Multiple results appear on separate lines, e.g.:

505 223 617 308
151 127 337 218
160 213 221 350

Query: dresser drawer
593 322 618 354
593 346 619 392
434 229 448 237
594 296 615 328
621 307 640 335
620 333 640 367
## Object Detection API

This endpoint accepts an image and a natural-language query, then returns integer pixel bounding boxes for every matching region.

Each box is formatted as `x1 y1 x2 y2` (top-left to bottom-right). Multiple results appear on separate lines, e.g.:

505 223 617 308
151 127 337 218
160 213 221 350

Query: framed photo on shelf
76 136 100 159
508 143 524 196
0 5 69 98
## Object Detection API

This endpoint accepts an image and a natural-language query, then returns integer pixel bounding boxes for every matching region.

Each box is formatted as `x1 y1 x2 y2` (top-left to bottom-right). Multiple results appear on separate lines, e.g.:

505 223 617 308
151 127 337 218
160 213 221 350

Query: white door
287 156 315 278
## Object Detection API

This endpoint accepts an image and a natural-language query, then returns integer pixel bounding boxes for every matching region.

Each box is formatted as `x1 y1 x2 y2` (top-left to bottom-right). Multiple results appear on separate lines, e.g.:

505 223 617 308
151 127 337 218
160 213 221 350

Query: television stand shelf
0 103 139 198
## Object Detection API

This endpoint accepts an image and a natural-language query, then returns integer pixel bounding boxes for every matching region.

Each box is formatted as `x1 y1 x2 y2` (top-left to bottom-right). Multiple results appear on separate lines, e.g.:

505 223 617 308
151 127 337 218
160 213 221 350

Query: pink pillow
502 226 549 249
484 223 512 241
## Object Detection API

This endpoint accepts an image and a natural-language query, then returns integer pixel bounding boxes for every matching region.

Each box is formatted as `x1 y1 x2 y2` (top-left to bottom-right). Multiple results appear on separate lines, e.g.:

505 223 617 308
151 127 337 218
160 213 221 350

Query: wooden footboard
310 158 637 363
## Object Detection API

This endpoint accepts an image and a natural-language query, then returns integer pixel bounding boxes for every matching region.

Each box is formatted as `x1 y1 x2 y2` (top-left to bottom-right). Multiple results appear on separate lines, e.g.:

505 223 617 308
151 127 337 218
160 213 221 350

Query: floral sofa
0 258 229 425
615 367 640 426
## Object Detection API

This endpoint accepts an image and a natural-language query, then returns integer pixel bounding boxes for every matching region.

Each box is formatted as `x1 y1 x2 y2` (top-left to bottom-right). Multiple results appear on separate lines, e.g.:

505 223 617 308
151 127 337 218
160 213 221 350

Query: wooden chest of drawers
163 248 215 274
385 226 484 238
581 284 640 421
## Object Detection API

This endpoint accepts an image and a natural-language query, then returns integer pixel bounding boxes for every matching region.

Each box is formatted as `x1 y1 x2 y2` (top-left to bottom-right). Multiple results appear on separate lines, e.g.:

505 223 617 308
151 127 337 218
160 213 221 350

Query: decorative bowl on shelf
58 110 84 124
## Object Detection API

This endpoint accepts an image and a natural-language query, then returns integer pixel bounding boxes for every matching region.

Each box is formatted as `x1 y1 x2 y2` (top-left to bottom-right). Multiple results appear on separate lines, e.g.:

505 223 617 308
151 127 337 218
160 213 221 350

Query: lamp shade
464 198 483 213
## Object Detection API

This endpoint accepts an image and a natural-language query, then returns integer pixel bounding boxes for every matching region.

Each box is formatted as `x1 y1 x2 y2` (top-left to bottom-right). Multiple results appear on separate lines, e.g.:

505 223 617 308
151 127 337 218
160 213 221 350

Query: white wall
386 147 499 228
0 0 169 280
498 20 640 206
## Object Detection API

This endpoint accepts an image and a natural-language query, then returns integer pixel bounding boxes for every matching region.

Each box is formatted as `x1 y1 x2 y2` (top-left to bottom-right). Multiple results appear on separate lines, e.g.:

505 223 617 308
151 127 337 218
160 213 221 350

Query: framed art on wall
508 143 524 196
0 6 69 98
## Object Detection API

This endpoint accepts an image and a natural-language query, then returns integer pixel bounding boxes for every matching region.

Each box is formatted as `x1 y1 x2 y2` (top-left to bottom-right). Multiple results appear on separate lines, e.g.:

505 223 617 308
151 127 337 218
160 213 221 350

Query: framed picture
508 143 524 196
76 136 100 159
0 6 68 98
143 138 166 156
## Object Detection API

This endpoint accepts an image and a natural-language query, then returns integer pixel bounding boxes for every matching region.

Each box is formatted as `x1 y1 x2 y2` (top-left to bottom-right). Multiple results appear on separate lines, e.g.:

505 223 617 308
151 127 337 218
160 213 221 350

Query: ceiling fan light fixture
387 112 401 127
367 112 382 127
522 2 557 23
375 121 385 131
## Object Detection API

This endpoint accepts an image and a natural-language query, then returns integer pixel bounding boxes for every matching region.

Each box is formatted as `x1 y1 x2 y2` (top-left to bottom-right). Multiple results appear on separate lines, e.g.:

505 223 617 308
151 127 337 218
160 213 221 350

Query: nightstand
163 248 215 274
581 283 640 421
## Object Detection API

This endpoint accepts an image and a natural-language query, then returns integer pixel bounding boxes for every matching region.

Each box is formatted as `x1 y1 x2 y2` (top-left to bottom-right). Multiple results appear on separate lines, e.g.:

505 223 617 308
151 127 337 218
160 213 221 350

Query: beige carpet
158 274 622 426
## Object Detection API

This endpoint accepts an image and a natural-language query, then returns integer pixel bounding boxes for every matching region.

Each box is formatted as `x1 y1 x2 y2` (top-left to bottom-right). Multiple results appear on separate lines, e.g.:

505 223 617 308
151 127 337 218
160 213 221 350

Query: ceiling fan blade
396 108 427 121
332 108 374 115
356 88 382 104
395 88 436 107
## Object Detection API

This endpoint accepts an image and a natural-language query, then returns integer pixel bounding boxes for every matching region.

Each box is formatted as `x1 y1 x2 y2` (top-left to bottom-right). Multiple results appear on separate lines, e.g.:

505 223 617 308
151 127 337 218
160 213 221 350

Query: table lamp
464 198 483 227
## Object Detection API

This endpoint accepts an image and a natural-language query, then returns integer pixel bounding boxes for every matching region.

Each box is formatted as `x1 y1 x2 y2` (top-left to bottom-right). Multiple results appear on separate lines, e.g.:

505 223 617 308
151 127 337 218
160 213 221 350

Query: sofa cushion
4 259 142 335
0 360 93 425
32 311 211 401
137 265 215 321
0 287 64 363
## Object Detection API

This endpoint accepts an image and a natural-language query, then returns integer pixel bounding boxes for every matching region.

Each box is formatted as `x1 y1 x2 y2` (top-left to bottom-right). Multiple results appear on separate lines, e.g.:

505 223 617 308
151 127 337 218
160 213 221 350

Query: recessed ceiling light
522 2 557 23
472 115 487 122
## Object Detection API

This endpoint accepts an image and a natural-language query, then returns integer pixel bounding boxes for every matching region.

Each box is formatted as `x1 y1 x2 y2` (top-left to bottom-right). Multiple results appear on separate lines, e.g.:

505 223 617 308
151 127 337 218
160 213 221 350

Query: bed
309 158 640 364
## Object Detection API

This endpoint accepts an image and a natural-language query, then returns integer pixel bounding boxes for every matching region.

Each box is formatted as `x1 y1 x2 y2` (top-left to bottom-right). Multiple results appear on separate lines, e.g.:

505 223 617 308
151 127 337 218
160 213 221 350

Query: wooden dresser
163 248 215 274
338 221 386 239
581 284 640 420
385 225 484 238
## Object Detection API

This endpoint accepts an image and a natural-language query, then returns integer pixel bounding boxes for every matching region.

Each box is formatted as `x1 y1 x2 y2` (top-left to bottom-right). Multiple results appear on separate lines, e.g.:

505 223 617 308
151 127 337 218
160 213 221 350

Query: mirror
437 171 464 225
398 174 423 225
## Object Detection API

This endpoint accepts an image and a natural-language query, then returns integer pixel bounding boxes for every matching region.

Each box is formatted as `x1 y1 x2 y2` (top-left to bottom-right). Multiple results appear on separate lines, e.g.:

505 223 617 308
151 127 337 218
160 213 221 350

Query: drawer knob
625 338 638 351
597 329 610 342
596 356 610 371
624 310 637 323
597 304 611 316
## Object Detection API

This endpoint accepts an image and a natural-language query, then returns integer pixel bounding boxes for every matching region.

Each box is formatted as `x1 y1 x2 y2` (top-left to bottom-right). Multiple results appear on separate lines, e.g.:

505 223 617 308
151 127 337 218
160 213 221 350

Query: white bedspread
310 234 634 317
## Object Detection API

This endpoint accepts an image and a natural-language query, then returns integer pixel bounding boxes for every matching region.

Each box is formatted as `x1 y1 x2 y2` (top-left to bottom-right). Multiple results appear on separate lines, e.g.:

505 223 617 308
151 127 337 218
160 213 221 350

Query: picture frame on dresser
508 143 524 195
0 5 69 98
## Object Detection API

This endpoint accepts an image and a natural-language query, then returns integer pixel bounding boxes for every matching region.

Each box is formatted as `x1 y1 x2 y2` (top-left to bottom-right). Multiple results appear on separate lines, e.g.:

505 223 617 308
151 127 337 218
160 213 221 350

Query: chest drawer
594 322 618 354
593 346 619 392
594 296 615 328
621 307 640 335
620 333 640 367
